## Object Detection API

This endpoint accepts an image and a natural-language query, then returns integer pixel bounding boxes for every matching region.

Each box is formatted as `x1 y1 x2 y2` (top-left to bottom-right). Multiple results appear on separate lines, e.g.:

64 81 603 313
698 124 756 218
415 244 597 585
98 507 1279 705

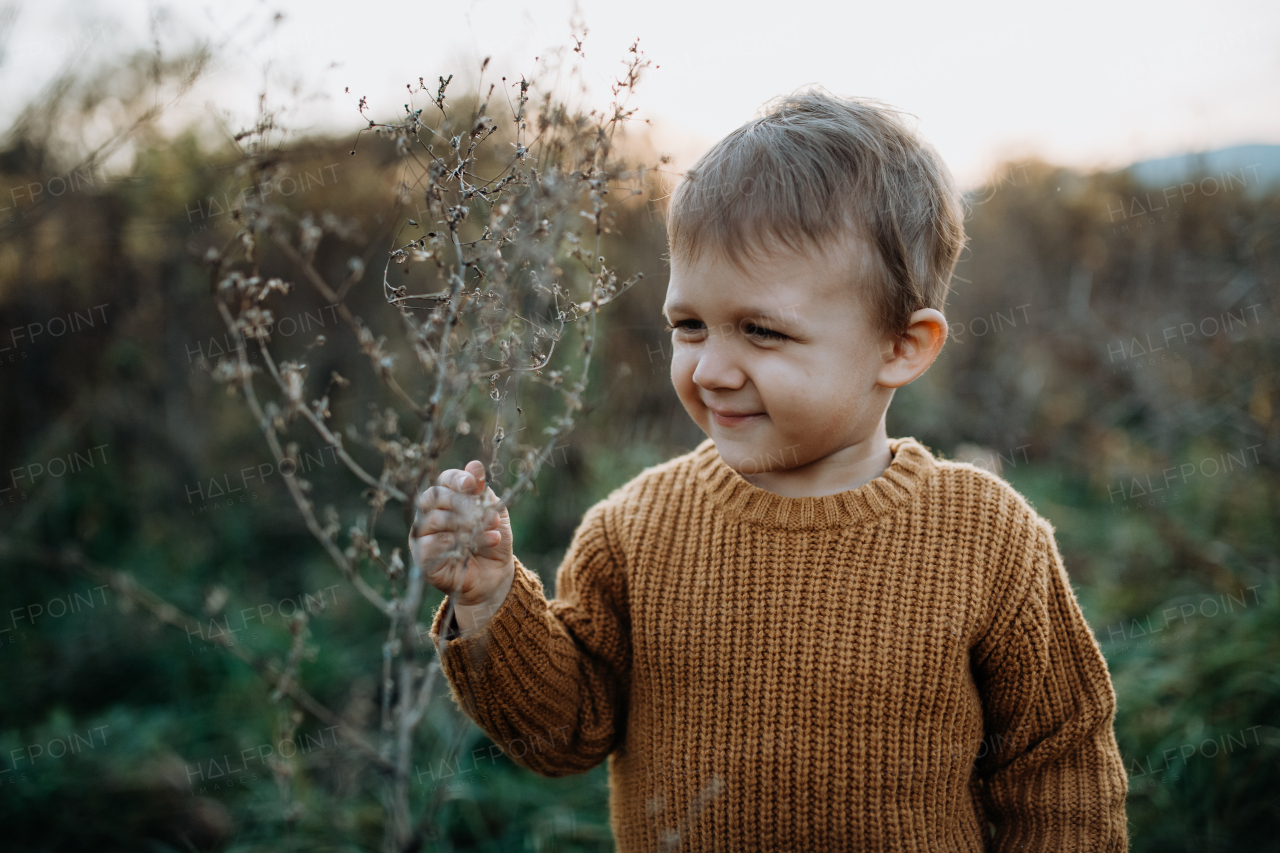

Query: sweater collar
691 436 935 530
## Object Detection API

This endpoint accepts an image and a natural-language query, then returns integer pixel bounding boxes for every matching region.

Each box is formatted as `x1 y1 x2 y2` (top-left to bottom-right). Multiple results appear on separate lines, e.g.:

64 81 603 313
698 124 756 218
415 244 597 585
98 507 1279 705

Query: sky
3 0 1279 186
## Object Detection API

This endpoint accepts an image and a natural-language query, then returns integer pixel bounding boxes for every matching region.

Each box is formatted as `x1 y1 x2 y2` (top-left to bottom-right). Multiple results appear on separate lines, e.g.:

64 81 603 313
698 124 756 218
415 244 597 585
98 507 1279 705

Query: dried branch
200 39 657 851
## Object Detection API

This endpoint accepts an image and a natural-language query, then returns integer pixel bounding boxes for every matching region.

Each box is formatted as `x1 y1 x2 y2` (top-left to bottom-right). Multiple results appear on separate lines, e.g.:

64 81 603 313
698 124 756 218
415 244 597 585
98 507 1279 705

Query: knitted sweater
430 437 1129 851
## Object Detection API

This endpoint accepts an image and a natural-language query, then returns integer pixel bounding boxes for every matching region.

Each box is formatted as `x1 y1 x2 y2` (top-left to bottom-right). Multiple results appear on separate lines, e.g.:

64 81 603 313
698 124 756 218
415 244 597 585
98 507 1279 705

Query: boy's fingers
466 462 507 514
464 460 486 493
433 468 459 488
414 465 503 534
416 531 471 560
414 508 500 537
416 484 471 514
440 463 481 497
435 466 489 494
436 467 474 494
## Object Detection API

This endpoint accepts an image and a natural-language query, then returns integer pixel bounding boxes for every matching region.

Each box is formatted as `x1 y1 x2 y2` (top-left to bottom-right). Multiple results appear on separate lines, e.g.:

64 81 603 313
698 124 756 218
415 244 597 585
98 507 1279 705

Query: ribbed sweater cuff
427 557 547 681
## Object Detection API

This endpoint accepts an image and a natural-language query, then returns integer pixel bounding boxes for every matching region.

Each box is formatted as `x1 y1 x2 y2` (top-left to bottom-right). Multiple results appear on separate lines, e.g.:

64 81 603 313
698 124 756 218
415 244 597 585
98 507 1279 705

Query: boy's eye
665 319 787 341
665 319 704 333
744 322 786 341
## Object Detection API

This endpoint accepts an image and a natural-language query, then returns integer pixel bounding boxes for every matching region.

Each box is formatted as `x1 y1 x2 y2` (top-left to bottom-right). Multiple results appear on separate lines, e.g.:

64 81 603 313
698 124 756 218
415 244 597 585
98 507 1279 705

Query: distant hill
1122 143 1280 191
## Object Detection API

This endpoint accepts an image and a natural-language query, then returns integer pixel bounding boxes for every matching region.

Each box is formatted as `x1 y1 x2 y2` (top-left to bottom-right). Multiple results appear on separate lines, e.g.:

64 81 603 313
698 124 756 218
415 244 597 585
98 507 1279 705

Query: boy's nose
691 343 747 391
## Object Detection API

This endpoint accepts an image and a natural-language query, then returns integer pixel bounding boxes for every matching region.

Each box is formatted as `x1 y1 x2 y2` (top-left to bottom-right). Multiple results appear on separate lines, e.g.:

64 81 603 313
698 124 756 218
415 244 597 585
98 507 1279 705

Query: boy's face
664 242 899 476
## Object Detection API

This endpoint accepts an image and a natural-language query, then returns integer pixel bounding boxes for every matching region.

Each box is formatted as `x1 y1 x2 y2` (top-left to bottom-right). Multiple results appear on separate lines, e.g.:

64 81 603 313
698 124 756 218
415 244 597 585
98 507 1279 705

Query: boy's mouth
708 407 765 427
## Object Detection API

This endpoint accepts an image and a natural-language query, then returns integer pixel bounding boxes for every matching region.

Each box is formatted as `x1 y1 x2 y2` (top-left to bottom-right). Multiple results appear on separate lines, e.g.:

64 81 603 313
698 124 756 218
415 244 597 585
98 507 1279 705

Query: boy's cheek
669 347 695 379
669 355 702 412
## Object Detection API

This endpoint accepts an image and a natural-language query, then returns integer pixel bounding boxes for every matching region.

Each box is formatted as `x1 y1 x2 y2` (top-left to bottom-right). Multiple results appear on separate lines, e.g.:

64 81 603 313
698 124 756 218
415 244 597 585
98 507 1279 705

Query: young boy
412 90 1129 851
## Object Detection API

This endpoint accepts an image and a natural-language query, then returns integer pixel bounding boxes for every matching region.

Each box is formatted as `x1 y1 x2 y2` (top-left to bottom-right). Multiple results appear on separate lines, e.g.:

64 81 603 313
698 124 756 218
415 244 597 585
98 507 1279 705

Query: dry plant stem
271 616 311 702
403 696 492 851
250 329 407 504
217 300 392 616
206 43 656 851
273 699 302 849
421 228 486 647
231 299 437 839
428 305 600 686
407 230 471 502
273 234 429 423
382 540 455 841
387 221 472 832
392 635 416 841
0 538 392 773
379 247 476 843
381 615 399 740
378 611 405 846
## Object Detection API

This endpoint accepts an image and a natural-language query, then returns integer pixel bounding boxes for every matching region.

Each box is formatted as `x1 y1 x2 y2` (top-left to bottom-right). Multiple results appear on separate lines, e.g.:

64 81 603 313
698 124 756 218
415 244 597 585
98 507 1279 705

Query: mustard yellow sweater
430 437 1129 851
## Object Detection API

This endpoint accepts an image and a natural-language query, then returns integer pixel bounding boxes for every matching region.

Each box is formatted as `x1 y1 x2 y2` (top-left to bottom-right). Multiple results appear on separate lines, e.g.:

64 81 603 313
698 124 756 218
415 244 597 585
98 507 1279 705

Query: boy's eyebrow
662 301 802 325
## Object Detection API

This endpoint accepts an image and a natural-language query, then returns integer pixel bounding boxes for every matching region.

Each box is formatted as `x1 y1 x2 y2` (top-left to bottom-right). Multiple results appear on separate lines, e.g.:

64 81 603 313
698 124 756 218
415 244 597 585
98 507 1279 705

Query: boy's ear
876 308 948 389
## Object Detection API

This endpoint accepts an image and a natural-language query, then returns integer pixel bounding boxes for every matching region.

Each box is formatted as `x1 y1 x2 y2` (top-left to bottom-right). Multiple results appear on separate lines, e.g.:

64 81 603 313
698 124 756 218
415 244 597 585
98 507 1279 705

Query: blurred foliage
0 40 1277 853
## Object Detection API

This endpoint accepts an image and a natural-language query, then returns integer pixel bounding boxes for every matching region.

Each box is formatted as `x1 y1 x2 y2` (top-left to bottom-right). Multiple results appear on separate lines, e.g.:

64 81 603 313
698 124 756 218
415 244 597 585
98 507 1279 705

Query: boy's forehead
666 244 863 317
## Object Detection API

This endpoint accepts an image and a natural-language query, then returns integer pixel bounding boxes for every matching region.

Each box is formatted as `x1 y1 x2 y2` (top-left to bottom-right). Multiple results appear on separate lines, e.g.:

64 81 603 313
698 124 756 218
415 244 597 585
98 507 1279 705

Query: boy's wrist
453 564 516 634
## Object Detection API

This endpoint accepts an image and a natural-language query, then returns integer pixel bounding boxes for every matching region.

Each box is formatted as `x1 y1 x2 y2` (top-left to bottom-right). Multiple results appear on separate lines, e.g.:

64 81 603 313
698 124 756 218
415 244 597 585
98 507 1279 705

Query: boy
412 90 1129 851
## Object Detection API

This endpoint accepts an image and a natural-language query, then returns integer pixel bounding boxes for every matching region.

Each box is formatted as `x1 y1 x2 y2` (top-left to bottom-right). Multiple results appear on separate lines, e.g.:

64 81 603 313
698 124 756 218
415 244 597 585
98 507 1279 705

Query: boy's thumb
464 459 487 493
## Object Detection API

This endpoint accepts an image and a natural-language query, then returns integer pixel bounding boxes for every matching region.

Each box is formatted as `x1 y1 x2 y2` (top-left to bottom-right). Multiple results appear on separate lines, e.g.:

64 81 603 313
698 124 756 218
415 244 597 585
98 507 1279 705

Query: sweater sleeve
427 500 631 777
971 517 1129 852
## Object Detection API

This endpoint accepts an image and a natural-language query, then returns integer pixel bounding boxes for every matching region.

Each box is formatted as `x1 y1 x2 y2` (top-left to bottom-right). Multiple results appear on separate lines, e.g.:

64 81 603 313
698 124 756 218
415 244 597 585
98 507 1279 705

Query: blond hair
666 89 966 337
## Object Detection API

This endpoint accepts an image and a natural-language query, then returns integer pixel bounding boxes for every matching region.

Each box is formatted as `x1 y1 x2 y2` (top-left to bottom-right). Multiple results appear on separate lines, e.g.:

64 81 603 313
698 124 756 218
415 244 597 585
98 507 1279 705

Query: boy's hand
410 460 515 618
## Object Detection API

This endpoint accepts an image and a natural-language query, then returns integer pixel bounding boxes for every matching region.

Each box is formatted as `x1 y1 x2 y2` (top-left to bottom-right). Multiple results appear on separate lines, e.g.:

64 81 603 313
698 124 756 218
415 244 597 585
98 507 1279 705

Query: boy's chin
710 434 800 478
